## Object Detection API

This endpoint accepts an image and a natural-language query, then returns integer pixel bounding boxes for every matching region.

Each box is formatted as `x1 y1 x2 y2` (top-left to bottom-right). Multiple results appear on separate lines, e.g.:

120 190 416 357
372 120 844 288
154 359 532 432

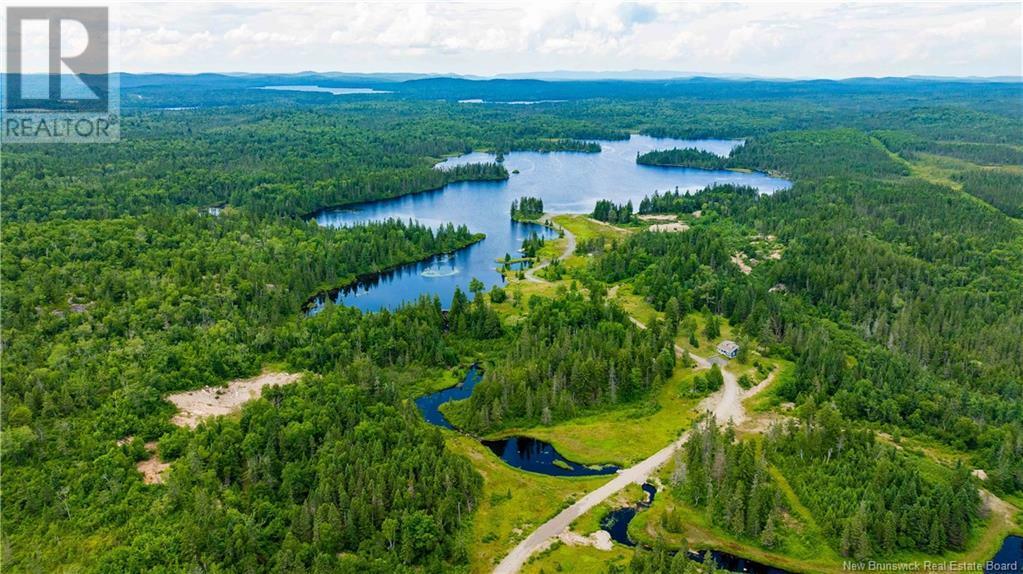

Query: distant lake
313 135 791 312
258 85 391 95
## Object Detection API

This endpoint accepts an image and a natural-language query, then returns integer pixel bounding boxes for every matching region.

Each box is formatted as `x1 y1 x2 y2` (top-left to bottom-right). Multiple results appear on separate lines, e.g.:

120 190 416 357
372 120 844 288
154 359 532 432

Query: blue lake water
313 135 791 312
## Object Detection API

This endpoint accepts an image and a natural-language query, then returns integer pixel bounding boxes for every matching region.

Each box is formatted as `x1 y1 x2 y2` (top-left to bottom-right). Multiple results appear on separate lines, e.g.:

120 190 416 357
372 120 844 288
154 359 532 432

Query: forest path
494 316 759 574
523 214 575 283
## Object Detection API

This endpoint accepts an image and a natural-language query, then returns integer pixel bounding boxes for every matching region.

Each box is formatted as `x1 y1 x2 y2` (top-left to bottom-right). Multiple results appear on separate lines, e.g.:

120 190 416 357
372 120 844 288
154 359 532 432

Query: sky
10 1 1023 78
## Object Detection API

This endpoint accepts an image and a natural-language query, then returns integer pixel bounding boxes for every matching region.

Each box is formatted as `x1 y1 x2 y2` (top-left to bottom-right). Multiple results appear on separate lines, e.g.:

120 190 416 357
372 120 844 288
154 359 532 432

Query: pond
312 135 791 312
481 436 618 477
601 483 658 546
414 367 619 477
988 535 1022 572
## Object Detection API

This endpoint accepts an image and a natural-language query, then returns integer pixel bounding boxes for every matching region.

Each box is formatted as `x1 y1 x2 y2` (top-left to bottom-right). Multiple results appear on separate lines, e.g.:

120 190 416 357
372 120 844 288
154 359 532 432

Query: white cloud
99 1 1023 77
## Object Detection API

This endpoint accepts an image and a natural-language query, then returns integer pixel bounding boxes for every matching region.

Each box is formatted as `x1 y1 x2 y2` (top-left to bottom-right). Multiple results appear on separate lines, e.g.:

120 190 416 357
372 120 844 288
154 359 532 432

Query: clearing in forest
167 371 302 427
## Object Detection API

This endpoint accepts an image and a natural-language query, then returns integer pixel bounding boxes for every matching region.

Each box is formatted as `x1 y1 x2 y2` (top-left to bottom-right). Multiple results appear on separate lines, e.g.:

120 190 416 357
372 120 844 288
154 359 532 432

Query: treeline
672 418 785 547
449 283 503 339
592 199 635 224
756 178 1023 431
635 130 909 181
637 147 729 169
729 129 910 179
521 231 546 258
510 138 603 153
510 196 544 220
439 161 508 182
457 290 677 432
874 130 1023 166
765 405 981 557
953 168 1023 218
638 185 762 216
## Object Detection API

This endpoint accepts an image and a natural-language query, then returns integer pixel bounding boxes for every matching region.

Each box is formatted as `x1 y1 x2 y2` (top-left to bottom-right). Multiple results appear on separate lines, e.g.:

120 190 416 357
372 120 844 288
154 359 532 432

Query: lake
312 134 791 312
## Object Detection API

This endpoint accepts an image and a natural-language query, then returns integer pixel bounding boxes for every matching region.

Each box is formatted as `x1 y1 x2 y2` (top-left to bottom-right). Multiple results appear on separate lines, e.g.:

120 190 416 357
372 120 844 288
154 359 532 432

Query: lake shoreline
302 232 486 313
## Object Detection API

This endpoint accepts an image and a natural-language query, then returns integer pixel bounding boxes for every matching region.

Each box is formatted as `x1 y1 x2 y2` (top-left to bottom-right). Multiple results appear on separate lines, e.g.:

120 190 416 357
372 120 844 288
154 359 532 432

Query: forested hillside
2 77 1021 573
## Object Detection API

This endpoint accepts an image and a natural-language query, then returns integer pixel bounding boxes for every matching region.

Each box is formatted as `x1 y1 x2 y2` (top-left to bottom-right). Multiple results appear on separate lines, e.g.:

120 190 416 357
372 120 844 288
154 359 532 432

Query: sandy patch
136 441 169 484
731 253 753 275
648 222 690 233
137 457 170 484
167 371 302 428
972 469 989 481
638 214 678 222
559 529 613 551
980 489 1015 521
691 210 702 218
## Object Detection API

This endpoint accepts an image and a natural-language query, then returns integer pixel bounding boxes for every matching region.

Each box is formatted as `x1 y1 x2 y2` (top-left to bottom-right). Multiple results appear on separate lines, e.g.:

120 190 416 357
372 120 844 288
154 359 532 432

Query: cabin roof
717 340 740 353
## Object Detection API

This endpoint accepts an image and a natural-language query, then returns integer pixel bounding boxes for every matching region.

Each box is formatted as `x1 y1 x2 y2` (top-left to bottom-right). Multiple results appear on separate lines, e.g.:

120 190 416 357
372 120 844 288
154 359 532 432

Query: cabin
717 340 740 359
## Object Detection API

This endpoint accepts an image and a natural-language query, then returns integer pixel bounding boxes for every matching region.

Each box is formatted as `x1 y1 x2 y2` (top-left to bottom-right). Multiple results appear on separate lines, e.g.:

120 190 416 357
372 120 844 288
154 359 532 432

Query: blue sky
14 1 1023 78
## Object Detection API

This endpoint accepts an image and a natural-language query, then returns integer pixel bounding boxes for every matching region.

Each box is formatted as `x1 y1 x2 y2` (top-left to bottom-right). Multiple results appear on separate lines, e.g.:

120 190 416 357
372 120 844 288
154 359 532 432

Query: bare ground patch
136 441 169 484
559 530 613 551
637 214 677 222
167 371 302 428
648 222 690 233
731 253 753 275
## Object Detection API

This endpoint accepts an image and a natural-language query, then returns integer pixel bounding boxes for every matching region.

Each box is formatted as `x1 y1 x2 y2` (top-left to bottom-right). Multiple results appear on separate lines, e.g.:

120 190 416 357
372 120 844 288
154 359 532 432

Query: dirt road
494 318 756 573
524 214 576 283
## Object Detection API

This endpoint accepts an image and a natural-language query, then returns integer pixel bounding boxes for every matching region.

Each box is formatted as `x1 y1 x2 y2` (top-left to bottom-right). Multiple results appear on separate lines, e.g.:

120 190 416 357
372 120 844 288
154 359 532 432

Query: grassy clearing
611 283 659 326
446 434 613 573
744 362 795 414
522 541 632 574
489 280 571 325
494 367 702 466
552 214 630 243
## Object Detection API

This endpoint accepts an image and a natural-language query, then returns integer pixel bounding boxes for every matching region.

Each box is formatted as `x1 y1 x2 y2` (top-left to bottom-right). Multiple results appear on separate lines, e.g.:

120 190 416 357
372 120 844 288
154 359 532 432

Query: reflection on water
481 436 619 477
314 135 791 312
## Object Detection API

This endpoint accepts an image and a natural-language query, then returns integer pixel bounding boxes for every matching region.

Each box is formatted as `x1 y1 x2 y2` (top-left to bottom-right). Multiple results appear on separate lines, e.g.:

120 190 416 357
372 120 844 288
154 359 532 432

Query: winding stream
415 367 619 477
